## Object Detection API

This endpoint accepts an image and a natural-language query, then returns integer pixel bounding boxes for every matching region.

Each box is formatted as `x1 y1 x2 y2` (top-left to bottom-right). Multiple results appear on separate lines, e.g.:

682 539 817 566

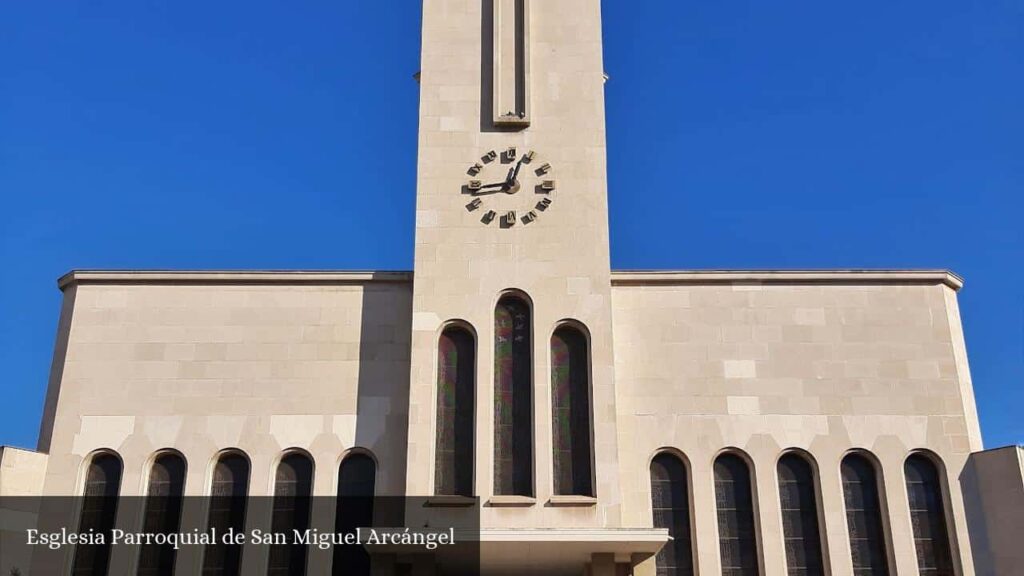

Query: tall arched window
650 453 694 576
551 325 594 496
494 294 532 496
436 325 475 496
777 454 824 576
268 453 313 576
334 453 377 576
841 453 890 576
714 453 759 576
203 452 250 576
904 455 954 576
138 452 187 576
72 452 123 576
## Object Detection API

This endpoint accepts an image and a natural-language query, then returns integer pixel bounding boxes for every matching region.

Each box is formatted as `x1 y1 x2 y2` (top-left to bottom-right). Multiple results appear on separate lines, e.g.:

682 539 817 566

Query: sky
1 1 1020 450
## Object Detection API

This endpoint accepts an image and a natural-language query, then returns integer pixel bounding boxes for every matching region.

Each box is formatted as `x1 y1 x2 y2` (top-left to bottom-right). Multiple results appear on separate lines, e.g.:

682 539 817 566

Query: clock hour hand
472 181 509 195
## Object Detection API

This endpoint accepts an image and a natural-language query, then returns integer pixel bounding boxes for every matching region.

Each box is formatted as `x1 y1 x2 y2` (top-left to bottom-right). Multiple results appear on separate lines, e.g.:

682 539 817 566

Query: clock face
463 147 555 227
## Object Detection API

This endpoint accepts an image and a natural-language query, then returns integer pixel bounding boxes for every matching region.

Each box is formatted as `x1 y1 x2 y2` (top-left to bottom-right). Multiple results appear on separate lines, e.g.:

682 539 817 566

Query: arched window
334 453 377 576
203 452 250 576
841 454 890 576
904 455 954 576
494 294 532 496
650 453 694 576
268 453 313 576
72 452 122 576
714 453 759 576
435 325 475 496
777 454 824 576
138 452 186 576
551 325 594 496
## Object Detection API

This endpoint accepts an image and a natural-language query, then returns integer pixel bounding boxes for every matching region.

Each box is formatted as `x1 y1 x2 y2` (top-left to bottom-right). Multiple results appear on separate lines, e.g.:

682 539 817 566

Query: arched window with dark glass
777 454 825 576
494 294 532 496
334 453 377 576
551 325 594 496
714 453 759 576
138 452 186 576
841 453 890 576
650 453 694 576
72 452 123 576
203 452 250 576
268 452 313 576
905 455 954 576
435 325 475 496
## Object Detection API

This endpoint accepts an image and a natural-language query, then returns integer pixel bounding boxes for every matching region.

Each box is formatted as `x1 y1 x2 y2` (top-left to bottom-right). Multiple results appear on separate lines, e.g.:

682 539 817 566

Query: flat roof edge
57 269 965 291
58 270 415 289
610 269 964 290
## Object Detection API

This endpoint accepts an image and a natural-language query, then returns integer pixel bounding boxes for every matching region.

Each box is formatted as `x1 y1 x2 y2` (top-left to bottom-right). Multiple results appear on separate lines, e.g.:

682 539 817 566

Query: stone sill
423 496 477 508
547 495 597 507
486 495 536 507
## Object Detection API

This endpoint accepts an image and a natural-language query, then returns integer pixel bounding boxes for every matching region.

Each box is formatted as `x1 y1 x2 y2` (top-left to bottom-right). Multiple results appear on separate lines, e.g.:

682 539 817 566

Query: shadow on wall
354 280 413 496
959 446 1024 576
36 285 78 454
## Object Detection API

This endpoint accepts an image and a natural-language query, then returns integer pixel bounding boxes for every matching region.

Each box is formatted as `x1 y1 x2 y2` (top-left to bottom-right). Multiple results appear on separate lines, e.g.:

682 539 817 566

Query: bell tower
406 0 622 529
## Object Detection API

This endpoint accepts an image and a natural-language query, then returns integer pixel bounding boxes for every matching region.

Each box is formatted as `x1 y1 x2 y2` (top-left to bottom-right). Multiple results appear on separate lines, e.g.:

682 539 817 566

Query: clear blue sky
1 2 1020 450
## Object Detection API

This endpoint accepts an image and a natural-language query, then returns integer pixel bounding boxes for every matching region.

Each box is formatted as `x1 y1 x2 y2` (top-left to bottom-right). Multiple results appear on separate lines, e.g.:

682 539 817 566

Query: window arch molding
902 449 959 575
140 448 188 494
901 448 951 500
839 448 895 576
710 447 759 477
550 318 591 341
901 448 951 502
204 448 252 497
773 447 825 520
436 318 478 341
774 448 829 576
77 448 124 497
837 448 889 507
711 447 764 576
646 446 693 478
335 447 380 495
645 446 696 522
493 287 535 314
269 447 316 494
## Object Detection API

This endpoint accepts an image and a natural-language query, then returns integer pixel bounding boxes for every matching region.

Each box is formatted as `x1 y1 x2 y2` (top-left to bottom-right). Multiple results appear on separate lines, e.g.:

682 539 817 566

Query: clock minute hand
509 157 526 184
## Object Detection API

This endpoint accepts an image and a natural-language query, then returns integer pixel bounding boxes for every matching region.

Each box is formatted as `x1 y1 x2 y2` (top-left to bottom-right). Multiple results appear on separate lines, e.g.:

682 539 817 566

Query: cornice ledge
58 270 414 290
610 269 964 291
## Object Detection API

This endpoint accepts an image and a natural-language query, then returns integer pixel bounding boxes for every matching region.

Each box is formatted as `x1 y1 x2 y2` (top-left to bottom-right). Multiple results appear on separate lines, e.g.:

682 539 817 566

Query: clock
463 147 556 227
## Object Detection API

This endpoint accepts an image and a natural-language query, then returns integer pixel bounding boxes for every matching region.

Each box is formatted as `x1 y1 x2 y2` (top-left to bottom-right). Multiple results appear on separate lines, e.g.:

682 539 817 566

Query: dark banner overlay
0 496 481 575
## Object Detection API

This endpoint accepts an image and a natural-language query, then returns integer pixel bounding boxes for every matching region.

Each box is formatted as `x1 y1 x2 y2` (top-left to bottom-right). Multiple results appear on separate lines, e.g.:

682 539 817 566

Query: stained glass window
651 453 694 576
334 454 376 576
842 454 890 576
715 453 760 576
72 453 122 576
551 325 593 496
777 454 824 576
905 455 954 576
268 453 313 576
138 453 186 576
435 326 475 496
494 295 532 496
203 453 249 576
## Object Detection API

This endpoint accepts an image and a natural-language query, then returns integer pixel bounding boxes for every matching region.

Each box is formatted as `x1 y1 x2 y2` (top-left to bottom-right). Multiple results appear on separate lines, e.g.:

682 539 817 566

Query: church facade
1 1 1019 575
